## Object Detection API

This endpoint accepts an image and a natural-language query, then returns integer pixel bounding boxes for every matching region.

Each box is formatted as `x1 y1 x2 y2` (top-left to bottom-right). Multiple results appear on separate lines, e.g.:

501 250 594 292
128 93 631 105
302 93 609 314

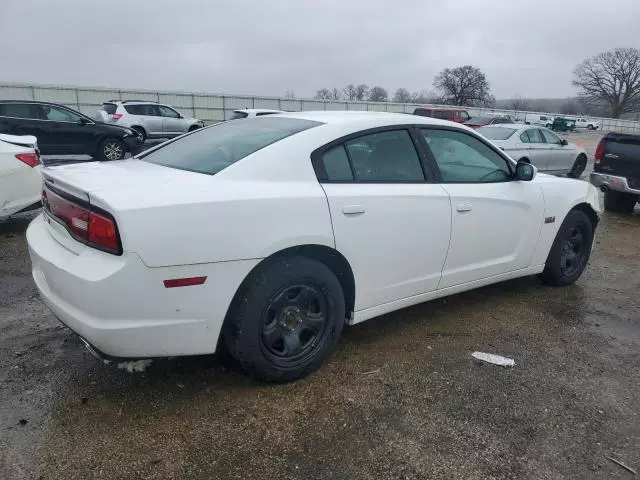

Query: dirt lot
2 132 639 479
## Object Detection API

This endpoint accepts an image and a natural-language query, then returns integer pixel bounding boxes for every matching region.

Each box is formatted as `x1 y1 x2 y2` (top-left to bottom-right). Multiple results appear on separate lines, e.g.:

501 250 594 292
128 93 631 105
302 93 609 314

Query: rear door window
102 103 117 114
141 117 321 175
526 129 544 143
0 103 43 119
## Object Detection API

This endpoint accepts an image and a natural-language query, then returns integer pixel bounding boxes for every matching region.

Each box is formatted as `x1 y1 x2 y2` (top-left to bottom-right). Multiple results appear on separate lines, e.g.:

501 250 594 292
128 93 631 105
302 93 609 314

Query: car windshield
469 116 493 124
140 117 321 175
477 126 518 140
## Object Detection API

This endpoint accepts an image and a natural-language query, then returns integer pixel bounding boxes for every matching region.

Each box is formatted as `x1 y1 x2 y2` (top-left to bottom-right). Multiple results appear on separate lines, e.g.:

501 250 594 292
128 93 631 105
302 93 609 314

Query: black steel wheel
224 256 345 382
541 209 594 286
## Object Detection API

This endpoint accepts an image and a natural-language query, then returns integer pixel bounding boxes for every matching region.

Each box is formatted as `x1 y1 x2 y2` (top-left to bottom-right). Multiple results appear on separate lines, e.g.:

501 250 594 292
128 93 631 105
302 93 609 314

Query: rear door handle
342 205 366 215
456 203 473 213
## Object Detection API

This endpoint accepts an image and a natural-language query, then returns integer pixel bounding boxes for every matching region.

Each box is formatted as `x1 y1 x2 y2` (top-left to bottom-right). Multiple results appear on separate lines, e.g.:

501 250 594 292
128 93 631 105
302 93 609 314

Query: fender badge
545 216 556 224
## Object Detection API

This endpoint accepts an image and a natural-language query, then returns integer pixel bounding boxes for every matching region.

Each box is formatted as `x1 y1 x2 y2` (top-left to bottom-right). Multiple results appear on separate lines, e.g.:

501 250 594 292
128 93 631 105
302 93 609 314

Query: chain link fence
2 82 639 134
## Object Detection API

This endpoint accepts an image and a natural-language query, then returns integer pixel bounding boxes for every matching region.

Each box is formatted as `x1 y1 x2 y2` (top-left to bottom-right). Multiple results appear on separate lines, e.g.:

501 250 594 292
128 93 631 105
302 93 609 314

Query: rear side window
413 108 430 117
141 117 321 175
102 103 117 114
320 145 353 181
0 103 42 119
124 104 157 116
230 111 249 120
344 130 424 182
433 111 449 119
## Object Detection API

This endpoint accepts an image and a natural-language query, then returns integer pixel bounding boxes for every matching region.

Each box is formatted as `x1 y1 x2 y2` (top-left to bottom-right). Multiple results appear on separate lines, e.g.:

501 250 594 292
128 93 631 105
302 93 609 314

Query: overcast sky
1 0 639 100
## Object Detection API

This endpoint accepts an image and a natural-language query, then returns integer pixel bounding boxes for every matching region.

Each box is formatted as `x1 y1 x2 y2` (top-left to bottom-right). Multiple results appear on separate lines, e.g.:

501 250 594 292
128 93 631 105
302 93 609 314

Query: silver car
478 124 588 178
96 101 203 142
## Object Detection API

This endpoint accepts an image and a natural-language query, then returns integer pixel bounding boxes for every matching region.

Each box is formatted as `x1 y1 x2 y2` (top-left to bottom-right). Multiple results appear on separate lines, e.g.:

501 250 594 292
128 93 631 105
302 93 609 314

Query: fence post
29 85 35 100
222 95 226 122
74 87 80 112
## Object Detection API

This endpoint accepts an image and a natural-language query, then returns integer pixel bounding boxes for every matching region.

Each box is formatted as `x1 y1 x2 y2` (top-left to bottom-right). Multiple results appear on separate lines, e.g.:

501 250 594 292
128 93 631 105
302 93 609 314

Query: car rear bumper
27 214 258 358
590 172 640 195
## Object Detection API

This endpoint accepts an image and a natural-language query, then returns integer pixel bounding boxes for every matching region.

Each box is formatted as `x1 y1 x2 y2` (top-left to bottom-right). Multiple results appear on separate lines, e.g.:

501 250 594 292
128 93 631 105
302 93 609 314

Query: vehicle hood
93 121 135 135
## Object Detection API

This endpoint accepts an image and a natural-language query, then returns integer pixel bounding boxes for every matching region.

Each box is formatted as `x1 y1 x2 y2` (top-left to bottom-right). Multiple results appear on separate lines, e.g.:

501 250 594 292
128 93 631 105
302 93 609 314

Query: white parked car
27 112 602 382
0 134 42 220
96 101 203 142
574 117 599 130
478 124 588 178
229 108 283 119
524 113 554 128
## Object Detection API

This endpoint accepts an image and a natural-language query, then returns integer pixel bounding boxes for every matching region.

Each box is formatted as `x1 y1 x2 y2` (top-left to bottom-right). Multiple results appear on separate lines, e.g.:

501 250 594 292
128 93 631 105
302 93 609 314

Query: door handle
342 205 366 215
456 203 473 213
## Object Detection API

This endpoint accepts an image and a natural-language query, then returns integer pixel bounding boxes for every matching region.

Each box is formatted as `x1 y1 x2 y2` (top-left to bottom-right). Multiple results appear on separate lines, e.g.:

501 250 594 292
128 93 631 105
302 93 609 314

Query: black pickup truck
590 133 640 214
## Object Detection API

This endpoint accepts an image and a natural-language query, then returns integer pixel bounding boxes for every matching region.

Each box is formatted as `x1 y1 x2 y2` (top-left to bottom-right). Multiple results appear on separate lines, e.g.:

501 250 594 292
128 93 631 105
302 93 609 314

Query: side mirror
179 114 184 119
560 139 568 146
515 161 536 181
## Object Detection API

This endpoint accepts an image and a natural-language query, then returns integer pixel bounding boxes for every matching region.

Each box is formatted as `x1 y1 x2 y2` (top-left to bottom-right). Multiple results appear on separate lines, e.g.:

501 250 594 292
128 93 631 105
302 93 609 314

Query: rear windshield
477 126 517 140
102 103 117 114
141 117 322 175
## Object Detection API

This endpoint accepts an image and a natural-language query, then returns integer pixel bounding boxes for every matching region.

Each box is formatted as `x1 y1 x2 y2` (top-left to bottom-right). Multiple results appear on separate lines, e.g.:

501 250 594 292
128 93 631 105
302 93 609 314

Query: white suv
96 101 203 141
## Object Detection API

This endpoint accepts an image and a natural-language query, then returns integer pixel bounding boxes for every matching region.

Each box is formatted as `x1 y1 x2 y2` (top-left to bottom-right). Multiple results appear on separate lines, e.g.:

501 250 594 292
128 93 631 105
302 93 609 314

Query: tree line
314 65 494 107
311 47 640 119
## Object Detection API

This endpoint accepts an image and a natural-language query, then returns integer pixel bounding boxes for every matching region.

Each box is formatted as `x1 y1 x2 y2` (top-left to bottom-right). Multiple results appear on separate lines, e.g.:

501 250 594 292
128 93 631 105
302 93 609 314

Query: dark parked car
0 100 143 160
412 107 470 123
464 116 514 129
590 133 640 214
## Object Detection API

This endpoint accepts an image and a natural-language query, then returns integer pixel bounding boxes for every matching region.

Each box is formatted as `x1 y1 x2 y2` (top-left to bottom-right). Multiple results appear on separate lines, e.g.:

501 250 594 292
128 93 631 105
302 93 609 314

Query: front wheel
568 154 587 178
546 123 553 129
223 256 345 382
99 138 126 161
541 210 594 286
587 124 594 130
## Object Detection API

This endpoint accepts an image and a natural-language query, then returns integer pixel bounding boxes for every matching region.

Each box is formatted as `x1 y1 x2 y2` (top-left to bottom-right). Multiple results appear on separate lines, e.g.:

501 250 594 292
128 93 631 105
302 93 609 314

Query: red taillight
111 113 123 121
43 186 121 254
594 139 605 164
87 211 119 251
15 152 39 168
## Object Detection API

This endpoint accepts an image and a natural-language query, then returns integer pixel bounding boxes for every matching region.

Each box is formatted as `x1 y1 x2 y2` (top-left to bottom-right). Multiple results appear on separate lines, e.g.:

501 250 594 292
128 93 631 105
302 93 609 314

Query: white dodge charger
27 112 602 381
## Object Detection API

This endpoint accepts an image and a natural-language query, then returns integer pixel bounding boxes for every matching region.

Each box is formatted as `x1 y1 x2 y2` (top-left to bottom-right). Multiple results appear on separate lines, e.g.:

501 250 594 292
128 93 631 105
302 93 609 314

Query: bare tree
330 88 342 101
368 86 388 102
560 99 579 115
433 65 493 106
507 94 531 112
573 48 640 118
342 84 357 101
314 88 333 100
411 90 441 104
392 88 412 103
355 84 369 101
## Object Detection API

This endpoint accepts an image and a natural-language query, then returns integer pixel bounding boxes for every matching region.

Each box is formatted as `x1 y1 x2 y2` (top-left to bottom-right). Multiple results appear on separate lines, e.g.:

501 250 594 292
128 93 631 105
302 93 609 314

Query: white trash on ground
471 351 515 367
116 359 154 373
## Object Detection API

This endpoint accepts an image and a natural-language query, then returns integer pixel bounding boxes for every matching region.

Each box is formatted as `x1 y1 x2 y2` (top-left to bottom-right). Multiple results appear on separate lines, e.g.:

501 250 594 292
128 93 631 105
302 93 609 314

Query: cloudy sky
1 0 639 100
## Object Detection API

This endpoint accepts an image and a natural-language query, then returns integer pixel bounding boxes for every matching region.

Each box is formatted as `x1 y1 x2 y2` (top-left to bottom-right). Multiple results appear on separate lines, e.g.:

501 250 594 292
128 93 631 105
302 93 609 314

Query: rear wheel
568 154 587 178
223 256 345 382
604 191 638 214
541 210 594 286
99 138 126 161
587 124 594 130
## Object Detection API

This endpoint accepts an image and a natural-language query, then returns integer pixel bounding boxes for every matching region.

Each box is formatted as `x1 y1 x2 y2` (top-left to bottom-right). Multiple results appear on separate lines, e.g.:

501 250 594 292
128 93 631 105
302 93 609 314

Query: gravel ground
2 128 638 479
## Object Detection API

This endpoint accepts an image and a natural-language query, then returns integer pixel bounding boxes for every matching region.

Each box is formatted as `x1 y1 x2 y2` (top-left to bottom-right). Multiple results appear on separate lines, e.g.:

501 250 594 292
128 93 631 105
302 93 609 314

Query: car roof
0 100 68 106
270 110 465 129
414 106 468 111
234 108 283 114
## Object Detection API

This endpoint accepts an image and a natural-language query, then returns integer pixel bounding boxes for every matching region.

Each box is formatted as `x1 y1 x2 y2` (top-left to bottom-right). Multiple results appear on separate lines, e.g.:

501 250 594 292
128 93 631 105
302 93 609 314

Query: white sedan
0 134 42 220
27 112 602 381
478 124 588 178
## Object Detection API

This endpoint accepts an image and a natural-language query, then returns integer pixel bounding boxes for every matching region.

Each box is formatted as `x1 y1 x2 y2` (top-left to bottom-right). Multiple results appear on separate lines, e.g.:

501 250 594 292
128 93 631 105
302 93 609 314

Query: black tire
604 191 638 214
223 256 345 382
98 138 126 161
541 210 594 286
568 154 587 178
587 124 594 130
546 123 553 129
131 126 147 143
